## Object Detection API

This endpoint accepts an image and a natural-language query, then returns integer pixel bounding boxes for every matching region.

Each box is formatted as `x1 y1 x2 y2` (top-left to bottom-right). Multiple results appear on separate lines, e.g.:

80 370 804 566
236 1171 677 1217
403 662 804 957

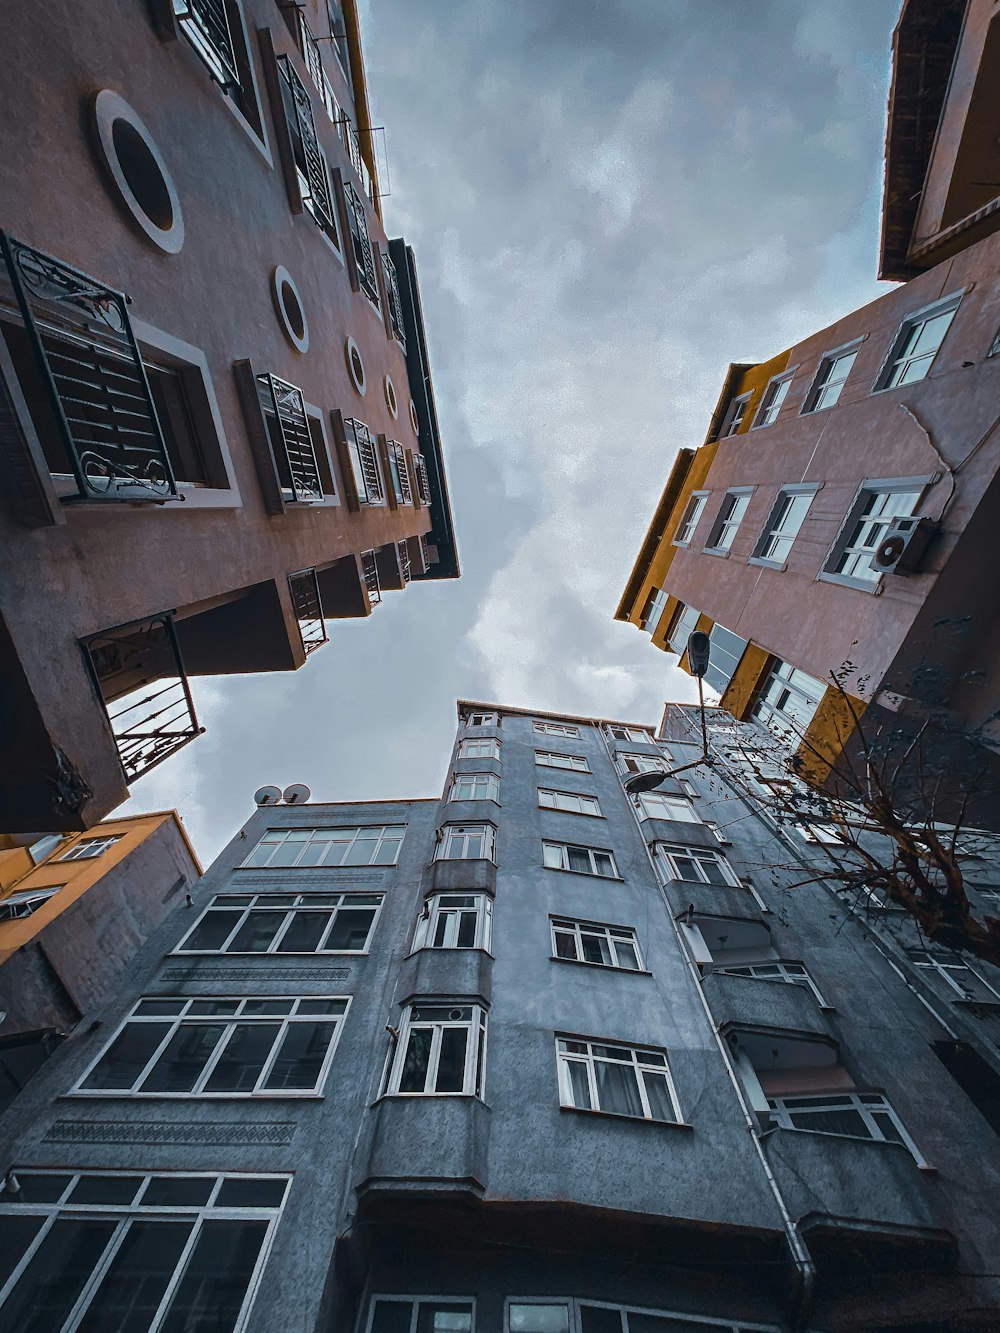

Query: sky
124 0 901 867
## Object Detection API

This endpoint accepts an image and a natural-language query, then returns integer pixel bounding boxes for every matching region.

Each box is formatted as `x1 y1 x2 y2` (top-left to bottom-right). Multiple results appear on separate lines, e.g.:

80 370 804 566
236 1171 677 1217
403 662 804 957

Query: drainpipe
601 727 816 1331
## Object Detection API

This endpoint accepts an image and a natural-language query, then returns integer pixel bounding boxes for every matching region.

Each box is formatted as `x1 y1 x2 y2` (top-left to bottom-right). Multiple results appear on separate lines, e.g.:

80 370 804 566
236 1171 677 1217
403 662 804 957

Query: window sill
542 866 624 882
236 863 400 871
169 950 371 957
746 556 787 572
550 956 651 976
65 1092 325 1101
559 1105 691 1130
433 857 497 867
701 547 732 559
815 570 882 595
408 947 494 960
373 1092 489 1106
538 806 605 819
448 798 502 807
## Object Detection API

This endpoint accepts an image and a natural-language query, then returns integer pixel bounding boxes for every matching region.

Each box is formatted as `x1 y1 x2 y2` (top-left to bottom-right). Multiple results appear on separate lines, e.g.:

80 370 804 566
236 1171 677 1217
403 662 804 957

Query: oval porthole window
271 266 309 354
92 90 184 254
409 399 420 437
384 373 398 419
346 336 366 396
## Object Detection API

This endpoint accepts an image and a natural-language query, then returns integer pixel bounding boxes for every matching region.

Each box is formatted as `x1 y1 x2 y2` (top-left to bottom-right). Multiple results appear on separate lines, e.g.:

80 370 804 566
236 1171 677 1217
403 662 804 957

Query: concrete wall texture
0 703 999 1330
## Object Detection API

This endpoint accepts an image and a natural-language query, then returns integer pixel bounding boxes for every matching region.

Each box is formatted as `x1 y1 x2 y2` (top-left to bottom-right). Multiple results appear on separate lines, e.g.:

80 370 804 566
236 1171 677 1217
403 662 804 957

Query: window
551 918 643 971
803 345 859 412
369 1299 474 1333
533 721 580 738
640 588 667 635
538 788 602 816
436 824 496 861
535 751 590 773
754 373 793 427
876 298 959 389
343 417 384 505
381 251 407 345
459 737 500 761
77 996 348 1097
412 894 492 952
0 887 60 922
636 792 699 823
256 372 324 503
720 393 751 437
386 1003 487 1097
465 712 498 727
751 660 825 740
797 822 844 845
606 725 652 744
412 452 432 506
752 488 815 565
654 843 738 886
990 326 1000 359
617 753 664 776
906 948 1000 1004
557 1037 680 1122
542 841 617 878
244 825 404 868
824 484 922 585
705 490 752 553
666 602 700 655
450 772 500 803
276 54 336 231
506 1300 767 1333
58 835 122 862
768 1092 924 1162
718 960 827 1007
343 179 380 301
0 1169 287 1333
177 892 382 954
703 623 749 696
673 492 708 546
385 439 412 505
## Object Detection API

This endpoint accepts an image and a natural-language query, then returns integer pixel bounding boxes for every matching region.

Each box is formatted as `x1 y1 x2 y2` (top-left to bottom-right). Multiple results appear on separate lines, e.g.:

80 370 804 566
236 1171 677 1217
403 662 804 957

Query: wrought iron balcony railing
1 233 180 504
381 252 406 347
343 418 383 505
343 180 379 300
256 373 324 503
174 0 242 91
82 615 202 785
398 539 411 585
386 439 411 506
413 452 432 506
288 568 328 655
277 54 335 230
360 549 381 606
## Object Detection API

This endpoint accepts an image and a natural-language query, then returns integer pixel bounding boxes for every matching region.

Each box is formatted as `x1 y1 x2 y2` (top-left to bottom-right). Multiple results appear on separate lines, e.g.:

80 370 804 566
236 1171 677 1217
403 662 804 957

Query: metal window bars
344 418 383 504
82 615 202 784
397 539 411 585
389 440 411 504
256 373 323 503
277 55 335 229
1 232 179 504
343 180 379 298
174 0 242 91
288 568 327 655
413 452 432 506
381 252 406 346
360 549 381 605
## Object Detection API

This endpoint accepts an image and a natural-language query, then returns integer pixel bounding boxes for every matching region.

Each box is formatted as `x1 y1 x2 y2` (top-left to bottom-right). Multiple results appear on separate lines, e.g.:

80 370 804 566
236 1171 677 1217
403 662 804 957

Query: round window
92 90 183 254
345 336 366 396
271 266 309 354
409 399 420 436
384 374 398 419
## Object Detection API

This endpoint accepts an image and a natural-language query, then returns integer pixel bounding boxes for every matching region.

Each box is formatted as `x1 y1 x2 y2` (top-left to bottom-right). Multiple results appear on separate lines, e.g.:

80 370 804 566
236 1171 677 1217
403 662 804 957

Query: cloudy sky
125 0 901 866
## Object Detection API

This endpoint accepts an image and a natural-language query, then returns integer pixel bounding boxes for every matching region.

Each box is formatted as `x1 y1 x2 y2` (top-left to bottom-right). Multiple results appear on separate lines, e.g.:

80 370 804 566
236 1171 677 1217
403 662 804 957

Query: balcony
430 859 497 894
642 818 721 849
398 946 493 1008
702 971 834 1044
1 234 179 505
663 879 765 925
360 1095 490 1197
287 569 327 655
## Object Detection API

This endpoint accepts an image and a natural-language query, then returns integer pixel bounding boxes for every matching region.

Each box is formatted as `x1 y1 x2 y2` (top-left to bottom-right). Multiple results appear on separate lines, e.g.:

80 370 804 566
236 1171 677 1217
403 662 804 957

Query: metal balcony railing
256 373 323 503
387 439 411 505
413 452 432 506
175 0 241 91
344 418 383 504
1 233 179 504
277 55 335 230
343 180 379 299
360 549 381 605
398 539 411 585
381 252 406 347
288 568 327 655
82 615 202 784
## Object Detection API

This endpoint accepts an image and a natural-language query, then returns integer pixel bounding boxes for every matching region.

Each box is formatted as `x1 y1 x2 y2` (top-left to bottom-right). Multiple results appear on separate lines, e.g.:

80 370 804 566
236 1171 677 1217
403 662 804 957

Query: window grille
343 418 383 504
175 0 241 90
360 548 381 605
381 252 406 346
412 452 432 505
387 440 411 504
288 568 327 654
276 54 334 228
343 180 379 298
295 8 333 117
256 373 323 502
397 539 411 584
1 233 179 503
82 615 202 784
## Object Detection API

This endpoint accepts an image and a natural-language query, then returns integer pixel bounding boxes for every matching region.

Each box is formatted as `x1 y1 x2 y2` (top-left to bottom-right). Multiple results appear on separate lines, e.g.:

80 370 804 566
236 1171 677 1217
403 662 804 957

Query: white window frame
74 995 349 1098
59 835 122 862
242 824 404 868
504 1298 779 1333
556 1035 681 1123
542 841 618 878
750 486 818 567
906 947 1000 1004
768 1092 927 1165
751 660 825 741
802 341 861 413
175 891 383 955
752 372 793 427
0 1169 288 1333
673 490 709 546
458 737 500 761
666 602 700 655
551 917 643 971
535 750 590 773
538 788 602 817
533 721 580 738
606 725 653 744
449 772 500 804
704 488 752 554
640 587 667 636
412 893 493 952
797 821 844 845
617 752 664 776
821 479 926 589
435 823 496 862
465 711 497 728
720 393 751 437
717 960 828 1007
635 792 700 823
873 294 961 391
385 1002 487 1097
367 1297 476 1333
654 843 740 887
0 886 61 921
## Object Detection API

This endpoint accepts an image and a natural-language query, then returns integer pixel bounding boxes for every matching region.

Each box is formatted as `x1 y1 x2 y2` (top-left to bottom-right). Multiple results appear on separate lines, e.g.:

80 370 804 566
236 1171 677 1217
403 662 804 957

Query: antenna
283 784 311 805
253 785 282 806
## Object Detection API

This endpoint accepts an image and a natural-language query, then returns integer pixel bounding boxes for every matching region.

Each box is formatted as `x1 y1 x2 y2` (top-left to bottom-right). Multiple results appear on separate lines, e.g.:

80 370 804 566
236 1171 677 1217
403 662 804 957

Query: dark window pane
702 860 729 886
567 847 590 873
399 1028 432 1093
789 1108 868 1137
81 1024 172 1090
141 1024 227 1093
262 1023 336 1090
0 1218 117 1333
182 910 242 951
159 1220 267 1333
146 363 208 485
581 933 611 965
435 1027 468 1093
554 931 577 960
370 1300 412 1333
274 912 329 953
68 1177 144 1206
0 1214 45 1290
203 1024 280 1093
643 1071 676 1122
345 836 378 865
630 1317 709 1333
595 1061 643 1117
456 912 477 948
4 1175 72 1204
229 911 284 953
579 1307 624 1333
215 1178 287 1209
142 1178 214 1208
325 908 376 950
76 1219 195 1333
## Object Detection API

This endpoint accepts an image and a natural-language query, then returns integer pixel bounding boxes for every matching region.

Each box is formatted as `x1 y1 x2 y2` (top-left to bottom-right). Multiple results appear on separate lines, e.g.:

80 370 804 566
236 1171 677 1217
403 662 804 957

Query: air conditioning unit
870 516 938 576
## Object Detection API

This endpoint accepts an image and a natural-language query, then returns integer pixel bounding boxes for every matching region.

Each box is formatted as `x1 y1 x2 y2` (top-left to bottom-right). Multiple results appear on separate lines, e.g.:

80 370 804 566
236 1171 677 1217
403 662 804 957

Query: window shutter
256 373 323 502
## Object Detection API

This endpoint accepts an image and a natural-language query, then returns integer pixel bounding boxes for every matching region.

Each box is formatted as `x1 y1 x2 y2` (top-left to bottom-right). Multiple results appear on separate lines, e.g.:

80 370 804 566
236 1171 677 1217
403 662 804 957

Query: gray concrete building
0 702 998 1331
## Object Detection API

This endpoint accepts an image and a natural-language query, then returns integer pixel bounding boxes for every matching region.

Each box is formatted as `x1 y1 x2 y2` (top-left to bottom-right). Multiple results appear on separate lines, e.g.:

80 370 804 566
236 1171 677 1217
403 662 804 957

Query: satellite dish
253 785 282 806
282 783 311 805
623 769 669 795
